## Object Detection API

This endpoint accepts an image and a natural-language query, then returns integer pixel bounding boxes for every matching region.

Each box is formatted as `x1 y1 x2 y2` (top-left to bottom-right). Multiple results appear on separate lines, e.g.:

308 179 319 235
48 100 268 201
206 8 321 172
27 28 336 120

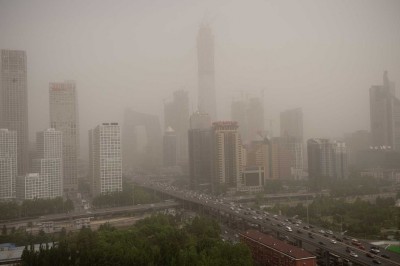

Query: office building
17 173 48 200
0 129 17 200
212 121 243 192
0 50 29 176
197 24 217 121
49 81 79 193
89 123 122 197
231 97 264 143
280 108 303 141
163 127 177 167
164 90 189 163
307 138 348 183
122 109 162 173
370 71 400 150
32 129 63 198
343 130 370 165
188 112 213 191
240 230 316 266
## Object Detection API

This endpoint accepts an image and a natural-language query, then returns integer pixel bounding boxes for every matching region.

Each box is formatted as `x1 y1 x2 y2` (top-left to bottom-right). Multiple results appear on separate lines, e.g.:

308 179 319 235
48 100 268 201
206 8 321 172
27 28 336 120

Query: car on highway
330 239 337 244
285 226 293 232
380 254 390 259
372 259 382 264
366 253 375 258
318 241 324 245
350 251 358 258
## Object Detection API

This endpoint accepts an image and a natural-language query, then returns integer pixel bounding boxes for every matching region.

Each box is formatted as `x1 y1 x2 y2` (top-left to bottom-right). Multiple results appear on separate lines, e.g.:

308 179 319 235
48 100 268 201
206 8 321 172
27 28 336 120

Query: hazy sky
1 0 400 157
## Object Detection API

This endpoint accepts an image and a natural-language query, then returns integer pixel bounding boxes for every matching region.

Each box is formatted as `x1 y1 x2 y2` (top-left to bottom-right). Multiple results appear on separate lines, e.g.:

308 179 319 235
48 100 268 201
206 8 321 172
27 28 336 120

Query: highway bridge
135 178 400 266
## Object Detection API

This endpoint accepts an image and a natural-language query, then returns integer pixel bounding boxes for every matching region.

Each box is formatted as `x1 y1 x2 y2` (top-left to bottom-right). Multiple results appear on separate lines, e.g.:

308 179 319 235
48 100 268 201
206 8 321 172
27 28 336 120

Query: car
308 233 314 239
330 239 337 244
380 254 390 259
319 229 325 234
350 252 358 258
303 226 310 230
372 259 382 264
370 249 380 254
318 241 324 245
296 229 302 234
265 217 271 221
285 226 293 232
366 253 375 258
326 230 333 235
346 247 352 253
343 236 350 240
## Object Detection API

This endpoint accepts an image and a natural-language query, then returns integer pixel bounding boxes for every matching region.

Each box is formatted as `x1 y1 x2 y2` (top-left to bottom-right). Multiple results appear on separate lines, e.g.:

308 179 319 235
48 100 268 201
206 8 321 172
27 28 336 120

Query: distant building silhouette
188 112 212 191
89 123 122 196
49 81 80 193
163 127 177 167
280 108 303 141
197 24 217 121
231 97 264 144
122 109 162 173
164 90 189 163
370 71 400 150
0 50 29 176
307 138 348 186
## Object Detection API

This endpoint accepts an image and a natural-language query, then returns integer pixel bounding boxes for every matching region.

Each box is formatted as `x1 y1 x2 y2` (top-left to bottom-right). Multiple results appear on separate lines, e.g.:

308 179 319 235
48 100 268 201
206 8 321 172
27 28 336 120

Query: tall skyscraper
32 128 63 198
163 127 177 167
49 81 79 193
231 97 264 144
197 24 217 121
370 71 400 150
280 108 303 141
212 121 243 192
188 112 213 191
164 90 189 163
0 129 17 200
0 50 29 176
307 138 348 184
122 109 162 172
89 123 122 197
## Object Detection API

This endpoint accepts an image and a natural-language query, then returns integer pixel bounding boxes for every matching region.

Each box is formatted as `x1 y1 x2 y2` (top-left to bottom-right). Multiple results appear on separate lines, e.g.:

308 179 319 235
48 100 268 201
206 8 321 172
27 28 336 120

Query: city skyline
1 0 400 159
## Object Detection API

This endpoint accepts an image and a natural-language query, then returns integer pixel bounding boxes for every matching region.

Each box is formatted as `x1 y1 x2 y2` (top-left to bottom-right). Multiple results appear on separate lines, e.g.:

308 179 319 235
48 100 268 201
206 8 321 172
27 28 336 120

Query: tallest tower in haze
197 24 217 121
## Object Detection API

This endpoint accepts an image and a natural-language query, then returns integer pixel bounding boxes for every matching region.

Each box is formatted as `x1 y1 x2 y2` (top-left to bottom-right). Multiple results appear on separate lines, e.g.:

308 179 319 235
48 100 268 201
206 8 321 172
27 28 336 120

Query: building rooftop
240 230 315 260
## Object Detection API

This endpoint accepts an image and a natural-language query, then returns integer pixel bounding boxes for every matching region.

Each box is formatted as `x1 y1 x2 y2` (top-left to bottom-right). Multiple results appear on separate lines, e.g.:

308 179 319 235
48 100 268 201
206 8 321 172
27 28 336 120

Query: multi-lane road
136 178 400 266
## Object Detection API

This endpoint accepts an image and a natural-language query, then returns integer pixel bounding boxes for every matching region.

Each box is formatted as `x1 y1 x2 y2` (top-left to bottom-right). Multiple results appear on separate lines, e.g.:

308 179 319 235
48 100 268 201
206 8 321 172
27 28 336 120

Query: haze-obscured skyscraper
122 109 162 173
197 24 216 121
231 97 264 144
164 90 189 163
280 108 303 141
370 71 400 150
32 128 63 198
0 50 29 176
49 81 79 193
188 112 212 191
0 129 17 200
89 123 122 197
163 127 177 167
212 121 243 192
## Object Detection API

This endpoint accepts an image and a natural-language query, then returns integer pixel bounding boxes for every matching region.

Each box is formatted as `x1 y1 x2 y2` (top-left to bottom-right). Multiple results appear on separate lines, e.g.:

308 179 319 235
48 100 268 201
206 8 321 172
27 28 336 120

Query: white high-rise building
0 129 17 200
89 123 122 196
17 173 48 200
49 81 79 193
32 128 63 198
0 50 29 176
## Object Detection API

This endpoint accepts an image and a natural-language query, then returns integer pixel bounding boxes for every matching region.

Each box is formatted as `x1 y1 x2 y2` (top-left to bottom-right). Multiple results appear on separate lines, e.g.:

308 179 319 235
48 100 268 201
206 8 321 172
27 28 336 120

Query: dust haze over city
0 0 399 156
2 0 400 265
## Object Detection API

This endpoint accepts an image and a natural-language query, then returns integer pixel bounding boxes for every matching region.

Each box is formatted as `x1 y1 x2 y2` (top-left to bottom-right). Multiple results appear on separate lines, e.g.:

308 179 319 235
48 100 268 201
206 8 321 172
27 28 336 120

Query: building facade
164 90 189 163
49 81 79 193
212 121 243 192
89 123 122 197
32 128 63 198
188 112 213 191
370 71 400 150
197 24 217 121
0 129 17 200
280 108 303 141
163 127 177 167
17 173 48 200
0 50 29 176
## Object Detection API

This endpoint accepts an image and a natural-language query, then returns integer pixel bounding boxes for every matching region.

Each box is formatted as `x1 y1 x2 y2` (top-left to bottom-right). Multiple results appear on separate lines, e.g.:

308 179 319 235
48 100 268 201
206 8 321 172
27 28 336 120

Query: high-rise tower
197 24 217 121
0 50 29 176
370 71 400 150
0 129 17 200
89 123 122 197
49 81 80 193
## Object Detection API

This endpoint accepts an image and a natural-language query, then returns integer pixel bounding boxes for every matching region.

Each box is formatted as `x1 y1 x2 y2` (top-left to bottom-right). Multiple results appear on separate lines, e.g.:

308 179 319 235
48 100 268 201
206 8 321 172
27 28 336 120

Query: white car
285 226 293 232
350 252 358 258
330 239 337 244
